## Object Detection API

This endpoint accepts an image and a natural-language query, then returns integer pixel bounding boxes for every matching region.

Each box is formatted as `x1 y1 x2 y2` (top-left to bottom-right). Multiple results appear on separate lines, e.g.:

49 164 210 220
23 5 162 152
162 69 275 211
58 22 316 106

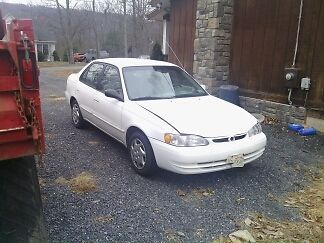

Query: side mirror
200 84 207 90
104 89 124 102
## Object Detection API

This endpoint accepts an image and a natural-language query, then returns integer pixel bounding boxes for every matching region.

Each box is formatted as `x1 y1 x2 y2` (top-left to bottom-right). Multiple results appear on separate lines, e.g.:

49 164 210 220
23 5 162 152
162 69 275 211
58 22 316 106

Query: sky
1 0 43 4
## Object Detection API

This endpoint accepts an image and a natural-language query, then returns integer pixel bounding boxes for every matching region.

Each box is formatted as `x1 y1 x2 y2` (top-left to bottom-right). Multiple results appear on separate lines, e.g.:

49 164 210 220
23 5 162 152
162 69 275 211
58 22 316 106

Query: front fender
122 102 178 144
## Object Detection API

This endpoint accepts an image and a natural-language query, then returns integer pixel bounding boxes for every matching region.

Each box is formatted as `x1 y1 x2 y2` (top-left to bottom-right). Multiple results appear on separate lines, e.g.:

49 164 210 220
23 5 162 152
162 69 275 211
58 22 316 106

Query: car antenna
166 41 185 70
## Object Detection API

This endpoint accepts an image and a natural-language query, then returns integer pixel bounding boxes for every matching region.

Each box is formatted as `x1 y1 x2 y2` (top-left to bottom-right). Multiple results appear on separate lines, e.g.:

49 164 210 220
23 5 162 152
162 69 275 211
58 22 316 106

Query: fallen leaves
263 116 279 125
38 177 46 188
229 230 255 243
176 188 215 201
223 165 324 242
55 172 96 194
176 189 186 197
164 229 186 242
244 218 252 227
282 174 324 225
238 213 323 241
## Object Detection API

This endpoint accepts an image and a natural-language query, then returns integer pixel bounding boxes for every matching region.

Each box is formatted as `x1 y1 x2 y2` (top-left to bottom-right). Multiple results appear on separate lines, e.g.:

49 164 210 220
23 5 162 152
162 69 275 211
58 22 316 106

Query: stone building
148 0 324 131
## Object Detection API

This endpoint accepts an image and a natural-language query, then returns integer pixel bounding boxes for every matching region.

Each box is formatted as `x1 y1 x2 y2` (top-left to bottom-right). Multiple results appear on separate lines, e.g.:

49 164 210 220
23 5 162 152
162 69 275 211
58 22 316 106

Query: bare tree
43 0 83 63
123 0 128 57
92 0 100 58
130 0 154 56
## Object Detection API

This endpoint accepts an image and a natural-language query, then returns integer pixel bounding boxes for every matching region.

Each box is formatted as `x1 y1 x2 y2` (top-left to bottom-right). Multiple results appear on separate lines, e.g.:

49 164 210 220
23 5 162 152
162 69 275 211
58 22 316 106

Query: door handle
93 99 99 103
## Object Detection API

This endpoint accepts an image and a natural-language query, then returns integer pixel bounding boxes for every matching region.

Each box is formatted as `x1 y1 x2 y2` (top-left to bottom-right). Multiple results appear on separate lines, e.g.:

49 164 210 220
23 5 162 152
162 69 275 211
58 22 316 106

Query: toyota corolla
65 58 267 176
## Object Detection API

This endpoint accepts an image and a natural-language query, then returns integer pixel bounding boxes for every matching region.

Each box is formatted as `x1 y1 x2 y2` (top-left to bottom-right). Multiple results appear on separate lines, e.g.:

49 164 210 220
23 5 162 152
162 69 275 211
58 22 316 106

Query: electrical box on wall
301 77 311 90
284 67 299 88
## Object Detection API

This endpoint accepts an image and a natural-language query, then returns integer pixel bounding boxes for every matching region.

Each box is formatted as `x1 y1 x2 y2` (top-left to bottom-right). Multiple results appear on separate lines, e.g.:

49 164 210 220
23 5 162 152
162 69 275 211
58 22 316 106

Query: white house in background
4 13 14 30
35 40 56 61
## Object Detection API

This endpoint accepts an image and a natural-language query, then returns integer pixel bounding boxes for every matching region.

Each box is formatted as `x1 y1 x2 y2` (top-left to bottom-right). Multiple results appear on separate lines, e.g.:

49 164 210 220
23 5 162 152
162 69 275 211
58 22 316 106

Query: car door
92 64 124 142
77 62 105 122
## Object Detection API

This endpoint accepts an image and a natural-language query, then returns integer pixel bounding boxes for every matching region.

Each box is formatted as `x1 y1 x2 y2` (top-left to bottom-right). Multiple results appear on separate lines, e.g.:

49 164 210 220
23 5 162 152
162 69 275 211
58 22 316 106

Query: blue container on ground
298 127 316 136
218 85 240 106
288 123 304 132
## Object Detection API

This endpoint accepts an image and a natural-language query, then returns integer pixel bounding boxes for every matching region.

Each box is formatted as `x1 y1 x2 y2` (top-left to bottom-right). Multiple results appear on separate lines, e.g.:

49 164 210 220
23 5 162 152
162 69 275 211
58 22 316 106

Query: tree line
0 1 162 63
43 0 161 63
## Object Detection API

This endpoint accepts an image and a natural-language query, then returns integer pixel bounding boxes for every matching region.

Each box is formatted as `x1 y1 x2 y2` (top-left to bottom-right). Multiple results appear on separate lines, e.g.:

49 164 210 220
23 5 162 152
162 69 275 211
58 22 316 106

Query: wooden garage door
168 0 197 74
230 0 324 109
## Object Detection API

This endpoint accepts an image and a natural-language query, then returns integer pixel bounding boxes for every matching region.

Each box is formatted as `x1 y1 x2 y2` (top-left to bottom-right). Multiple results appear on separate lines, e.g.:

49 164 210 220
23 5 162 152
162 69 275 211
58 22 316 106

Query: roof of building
94 58 177 68
147 0 170 20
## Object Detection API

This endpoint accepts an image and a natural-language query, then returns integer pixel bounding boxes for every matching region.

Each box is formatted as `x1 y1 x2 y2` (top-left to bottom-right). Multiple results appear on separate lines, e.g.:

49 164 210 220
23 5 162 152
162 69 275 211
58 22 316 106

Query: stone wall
240 96 307 124
193 0 233 92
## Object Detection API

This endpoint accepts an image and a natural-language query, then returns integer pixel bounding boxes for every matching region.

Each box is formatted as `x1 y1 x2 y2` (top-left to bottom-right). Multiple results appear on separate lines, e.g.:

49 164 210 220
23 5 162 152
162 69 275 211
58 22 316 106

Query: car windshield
122 66 207 101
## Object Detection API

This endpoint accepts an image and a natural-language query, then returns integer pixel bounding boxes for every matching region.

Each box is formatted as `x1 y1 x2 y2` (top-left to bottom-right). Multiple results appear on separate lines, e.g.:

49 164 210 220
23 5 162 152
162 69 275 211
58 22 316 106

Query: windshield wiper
175 93 207 98
132 96 174 101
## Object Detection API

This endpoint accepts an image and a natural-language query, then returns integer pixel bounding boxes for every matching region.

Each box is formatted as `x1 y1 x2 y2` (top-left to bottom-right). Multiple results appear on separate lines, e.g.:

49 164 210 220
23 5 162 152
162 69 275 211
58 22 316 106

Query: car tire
71 99 85 128
128 131 158 176
0 156 47 242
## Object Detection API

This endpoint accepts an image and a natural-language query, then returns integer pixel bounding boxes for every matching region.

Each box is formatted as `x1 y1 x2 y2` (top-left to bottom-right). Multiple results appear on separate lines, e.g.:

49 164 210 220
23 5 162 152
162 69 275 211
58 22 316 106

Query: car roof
94 58 178 68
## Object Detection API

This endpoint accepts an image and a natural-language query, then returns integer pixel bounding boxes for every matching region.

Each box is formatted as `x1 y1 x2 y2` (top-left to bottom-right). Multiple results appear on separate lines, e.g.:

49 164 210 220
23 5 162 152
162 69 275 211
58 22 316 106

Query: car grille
212 134 246 143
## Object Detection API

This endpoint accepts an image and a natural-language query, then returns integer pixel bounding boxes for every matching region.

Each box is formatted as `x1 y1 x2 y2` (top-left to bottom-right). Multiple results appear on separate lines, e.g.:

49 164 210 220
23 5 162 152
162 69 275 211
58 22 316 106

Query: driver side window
95 64 123 96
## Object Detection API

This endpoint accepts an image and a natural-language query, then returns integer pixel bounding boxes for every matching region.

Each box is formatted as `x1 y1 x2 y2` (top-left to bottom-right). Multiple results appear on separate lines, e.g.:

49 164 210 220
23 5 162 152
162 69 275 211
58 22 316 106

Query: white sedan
65 58 266 176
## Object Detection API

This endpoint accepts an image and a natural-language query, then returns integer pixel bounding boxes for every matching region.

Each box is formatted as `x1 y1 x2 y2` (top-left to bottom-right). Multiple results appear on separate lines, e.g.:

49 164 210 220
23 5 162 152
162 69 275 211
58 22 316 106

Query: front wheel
71 99 85 128
128 132 158 176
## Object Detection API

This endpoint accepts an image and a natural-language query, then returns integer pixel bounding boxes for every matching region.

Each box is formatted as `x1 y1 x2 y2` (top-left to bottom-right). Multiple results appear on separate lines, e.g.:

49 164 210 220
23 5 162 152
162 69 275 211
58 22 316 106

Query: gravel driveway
39 66 323 242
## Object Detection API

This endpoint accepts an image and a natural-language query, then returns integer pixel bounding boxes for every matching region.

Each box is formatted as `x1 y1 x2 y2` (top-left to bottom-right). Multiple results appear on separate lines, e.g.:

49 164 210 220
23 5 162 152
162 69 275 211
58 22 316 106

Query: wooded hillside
0 2 161 59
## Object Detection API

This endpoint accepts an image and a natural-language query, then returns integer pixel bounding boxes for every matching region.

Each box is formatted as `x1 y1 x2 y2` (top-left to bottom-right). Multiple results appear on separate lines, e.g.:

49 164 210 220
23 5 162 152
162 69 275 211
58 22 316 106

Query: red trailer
0 12 46 241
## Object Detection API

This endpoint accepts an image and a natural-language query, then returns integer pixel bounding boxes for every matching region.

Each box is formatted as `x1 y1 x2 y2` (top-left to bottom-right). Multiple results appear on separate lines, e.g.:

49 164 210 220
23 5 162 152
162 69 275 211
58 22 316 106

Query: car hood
136 95 257 138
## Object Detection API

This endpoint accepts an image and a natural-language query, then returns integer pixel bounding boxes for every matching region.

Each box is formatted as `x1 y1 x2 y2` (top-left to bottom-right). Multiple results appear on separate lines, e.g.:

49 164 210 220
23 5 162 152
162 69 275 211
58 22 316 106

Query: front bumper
149 133 267 174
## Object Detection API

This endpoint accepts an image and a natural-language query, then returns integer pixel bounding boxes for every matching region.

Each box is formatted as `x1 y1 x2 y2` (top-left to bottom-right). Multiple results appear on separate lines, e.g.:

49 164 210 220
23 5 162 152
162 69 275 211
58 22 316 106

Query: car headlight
248 123 262 137
164 134 209 147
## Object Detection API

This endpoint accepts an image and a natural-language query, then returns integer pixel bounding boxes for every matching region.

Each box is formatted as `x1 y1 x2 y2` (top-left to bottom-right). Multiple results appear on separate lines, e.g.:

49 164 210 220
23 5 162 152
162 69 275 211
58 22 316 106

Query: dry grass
55 176 69 185
55 172 96 194
52 69 80 78
38 61 69 68
70 172 96 193
46 95 66 101
38 61 85 68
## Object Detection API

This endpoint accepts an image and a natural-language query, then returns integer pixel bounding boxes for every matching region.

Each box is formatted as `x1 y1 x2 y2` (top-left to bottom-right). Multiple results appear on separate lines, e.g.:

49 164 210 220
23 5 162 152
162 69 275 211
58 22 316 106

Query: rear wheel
71 99 85 128
0 156 47 242
128 131 158 176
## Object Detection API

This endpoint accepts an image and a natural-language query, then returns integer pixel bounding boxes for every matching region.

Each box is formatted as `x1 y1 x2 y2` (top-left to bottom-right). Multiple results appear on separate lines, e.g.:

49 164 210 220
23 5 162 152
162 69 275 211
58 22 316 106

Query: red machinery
0 12 47 242
0 11 45 161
